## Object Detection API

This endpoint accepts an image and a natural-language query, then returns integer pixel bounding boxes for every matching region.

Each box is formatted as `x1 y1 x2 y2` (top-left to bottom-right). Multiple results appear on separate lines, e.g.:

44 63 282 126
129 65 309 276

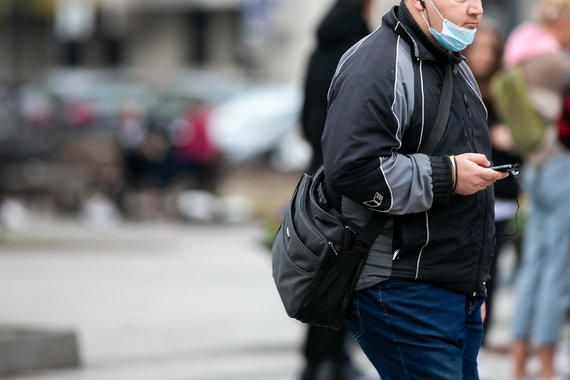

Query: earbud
419 0 427 9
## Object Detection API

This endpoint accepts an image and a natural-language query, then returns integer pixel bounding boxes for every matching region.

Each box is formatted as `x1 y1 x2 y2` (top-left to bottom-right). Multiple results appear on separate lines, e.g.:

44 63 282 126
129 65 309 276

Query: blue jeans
512 153 570 345
345 281 484 380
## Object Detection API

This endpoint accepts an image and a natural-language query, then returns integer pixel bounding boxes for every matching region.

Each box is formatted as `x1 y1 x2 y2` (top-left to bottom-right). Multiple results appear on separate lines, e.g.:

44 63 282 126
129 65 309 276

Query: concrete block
0 326 80 376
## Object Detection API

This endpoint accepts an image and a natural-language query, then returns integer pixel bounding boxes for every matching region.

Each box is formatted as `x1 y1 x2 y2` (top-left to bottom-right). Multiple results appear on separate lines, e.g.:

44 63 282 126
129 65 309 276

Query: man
299 1 372 380
321 0 507 379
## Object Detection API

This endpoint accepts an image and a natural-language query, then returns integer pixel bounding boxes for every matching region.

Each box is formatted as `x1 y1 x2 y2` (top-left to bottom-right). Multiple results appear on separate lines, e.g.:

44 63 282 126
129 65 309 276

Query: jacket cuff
429 155 453 207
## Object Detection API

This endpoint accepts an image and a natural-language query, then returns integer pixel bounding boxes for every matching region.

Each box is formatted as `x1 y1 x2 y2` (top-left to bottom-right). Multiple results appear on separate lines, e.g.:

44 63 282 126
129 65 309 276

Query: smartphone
488 163 521 172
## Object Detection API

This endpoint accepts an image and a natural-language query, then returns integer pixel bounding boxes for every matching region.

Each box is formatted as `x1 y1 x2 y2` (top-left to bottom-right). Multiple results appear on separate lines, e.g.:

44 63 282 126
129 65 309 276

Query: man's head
539 0 570 48
405 0 484 51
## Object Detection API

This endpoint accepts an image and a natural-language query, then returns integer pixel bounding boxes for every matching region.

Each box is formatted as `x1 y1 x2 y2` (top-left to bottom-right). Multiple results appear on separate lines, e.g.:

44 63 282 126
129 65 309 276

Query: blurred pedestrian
169 106 221 193
502 1 570 379
117 102 148 190
559 79 570 149
463 19 522 349
299 0 372 379
301 0 372 174
321 0 508 379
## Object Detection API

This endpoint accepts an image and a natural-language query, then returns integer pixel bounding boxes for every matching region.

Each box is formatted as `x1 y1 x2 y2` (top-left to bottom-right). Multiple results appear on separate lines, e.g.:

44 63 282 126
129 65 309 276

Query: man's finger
464 153 490 166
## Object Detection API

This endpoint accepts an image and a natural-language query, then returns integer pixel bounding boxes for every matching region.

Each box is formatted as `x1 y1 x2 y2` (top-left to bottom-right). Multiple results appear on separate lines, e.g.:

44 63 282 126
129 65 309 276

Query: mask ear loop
427 0 446 21
419 1 433 29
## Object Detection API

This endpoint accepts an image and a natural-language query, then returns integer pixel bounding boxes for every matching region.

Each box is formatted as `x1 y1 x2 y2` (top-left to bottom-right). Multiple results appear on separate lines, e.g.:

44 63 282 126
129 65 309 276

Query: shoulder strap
359 64 453 242
356 212 389 248
418 64 453 154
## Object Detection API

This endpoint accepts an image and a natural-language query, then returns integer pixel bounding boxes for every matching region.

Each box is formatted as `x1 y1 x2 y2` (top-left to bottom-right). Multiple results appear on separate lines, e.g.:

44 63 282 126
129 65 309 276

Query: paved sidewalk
0 219 567 380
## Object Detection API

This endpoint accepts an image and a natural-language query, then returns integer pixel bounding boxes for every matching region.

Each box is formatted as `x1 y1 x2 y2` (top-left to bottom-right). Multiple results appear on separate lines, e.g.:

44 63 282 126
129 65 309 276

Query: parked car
208 82 310 170
153 68 252 129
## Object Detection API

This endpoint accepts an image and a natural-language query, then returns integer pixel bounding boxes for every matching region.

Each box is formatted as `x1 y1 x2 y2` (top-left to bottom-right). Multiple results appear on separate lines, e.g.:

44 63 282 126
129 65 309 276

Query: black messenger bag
271 64 453 329
271 166 387 328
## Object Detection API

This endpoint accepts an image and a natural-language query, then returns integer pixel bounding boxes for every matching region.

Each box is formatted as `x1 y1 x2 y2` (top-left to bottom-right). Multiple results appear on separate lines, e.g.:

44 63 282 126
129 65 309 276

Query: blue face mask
421 0 477 52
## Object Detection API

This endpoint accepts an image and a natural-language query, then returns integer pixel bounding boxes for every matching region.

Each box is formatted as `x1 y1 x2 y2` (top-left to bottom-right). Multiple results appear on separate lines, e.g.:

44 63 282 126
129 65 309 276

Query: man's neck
397 2 461 64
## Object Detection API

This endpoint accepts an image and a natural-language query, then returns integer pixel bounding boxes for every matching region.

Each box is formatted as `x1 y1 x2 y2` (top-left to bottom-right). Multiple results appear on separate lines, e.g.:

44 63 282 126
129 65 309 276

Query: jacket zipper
472 190 489 296
458 68 485 296
415 64 457 279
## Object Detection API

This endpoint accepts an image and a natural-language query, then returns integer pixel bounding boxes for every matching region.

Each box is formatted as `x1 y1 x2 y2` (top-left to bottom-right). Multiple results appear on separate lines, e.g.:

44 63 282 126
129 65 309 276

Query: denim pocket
345 295 365 341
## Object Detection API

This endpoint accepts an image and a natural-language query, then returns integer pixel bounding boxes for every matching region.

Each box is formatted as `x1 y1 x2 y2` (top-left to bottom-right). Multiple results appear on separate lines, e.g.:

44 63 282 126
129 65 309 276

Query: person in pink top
503 22 566 68
505 1 570 380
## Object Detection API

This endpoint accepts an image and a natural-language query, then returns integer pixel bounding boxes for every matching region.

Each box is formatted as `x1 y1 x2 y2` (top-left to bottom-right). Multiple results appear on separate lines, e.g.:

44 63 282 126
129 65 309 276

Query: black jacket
301 1 370 173
322 4 495 297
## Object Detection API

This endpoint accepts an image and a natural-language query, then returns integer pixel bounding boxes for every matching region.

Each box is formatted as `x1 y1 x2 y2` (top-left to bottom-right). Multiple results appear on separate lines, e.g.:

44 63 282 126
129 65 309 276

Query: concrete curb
0 326 80 377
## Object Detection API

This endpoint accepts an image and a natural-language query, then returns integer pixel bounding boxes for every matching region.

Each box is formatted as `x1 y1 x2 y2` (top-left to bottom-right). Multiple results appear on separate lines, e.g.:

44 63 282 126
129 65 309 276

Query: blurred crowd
0 0 313 228
0 67 309 226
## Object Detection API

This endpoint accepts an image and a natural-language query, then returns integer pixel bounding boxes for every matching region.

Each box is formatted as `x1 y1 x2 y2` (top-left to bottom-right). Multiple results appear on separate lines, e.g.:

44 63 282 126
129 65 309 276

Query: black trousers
303 324 349 362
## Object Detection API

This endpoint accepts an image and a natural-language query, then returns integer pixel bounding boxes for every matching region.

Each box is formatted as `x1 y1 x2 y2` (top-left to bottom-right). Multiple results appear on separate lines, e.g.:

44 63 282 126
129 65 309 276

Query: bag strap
418 64 454 154
356 212 389 248
358 64 454 244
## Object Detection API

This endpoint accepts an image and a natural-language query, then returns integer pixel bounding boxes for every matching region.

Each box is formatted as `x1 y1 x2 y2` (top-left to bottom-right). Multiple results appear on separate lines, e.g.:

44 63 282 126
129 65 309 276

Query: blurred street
0 213 568 379
0 218 305 380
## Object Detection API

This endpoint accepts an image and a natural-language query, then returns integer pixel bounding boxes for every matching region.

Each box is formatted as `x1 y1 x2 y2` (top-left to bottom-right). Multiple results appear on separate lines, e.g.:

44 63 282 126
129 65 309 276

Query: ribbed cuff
429 155 453 207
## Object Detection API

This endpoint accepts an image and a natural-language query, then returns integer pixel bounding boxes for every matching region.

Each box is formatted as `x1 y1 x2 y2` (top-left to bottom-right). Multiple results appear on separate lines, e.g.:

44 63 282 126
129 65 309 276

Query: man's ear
409 0 427 11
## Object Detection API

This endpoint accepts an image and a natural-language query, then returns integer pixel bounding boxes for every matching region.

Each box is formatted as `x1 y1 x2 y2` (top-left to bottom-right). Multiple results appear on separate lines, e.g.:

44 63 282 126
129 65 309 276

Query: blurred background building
0 0 540 84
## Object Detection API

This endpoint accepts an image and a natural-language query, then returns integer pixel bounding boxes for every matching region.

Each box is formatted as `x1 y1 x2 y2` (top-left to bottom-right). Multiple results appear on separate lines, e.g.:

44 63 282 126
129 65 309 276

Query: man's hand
453 153 509 196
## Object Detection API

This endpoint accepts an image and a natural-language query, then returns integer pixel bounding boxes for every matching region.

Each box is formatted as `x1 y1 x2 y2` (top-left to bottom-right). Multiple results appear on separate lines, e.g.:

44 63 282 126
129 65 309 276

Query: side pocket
394 213 427 254
271 222 314 318
345 295 365 341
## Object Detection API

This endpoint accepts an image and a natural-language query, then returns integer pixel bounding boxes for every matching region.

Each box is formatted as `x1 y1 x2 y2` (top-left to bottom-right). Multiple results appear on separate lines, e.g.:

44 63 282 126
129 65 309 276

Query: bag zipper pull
328 241 339 256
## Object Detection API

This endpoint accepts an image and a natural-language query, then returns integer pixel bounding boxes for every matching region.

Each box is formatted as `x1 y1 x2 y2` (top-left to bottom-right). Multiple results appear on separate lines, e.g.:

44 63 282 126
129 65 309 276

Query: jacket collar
382 2 463 64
